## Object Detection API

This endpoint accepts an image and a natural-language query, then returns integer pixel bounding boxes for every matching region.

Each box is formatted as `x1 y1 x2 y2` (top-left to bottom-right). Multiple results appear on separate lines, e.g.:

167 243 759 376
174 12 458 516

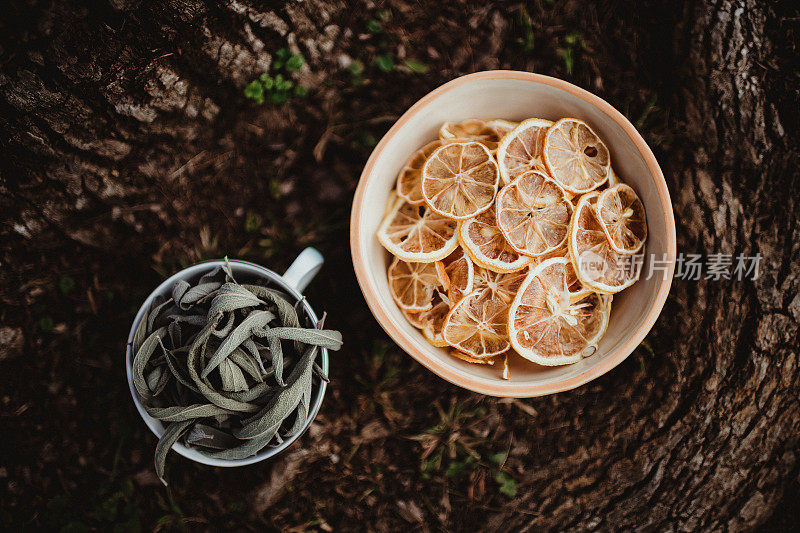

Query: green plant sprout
347 10 428 83
245 48 308 105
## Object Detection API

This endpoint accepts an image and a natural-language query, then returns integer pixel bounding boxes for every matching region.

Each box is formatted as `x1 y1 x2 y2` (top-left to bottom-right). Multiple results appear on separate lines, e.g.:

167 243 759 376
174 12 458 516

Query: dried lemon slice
439 119 517 152
442 290 510 359
472 266 529 305
405 294 451 347
495 170 573 257
508 257 610 366
568 192 642 293
543 118 610 193
595 184 647 254
449 348 496 365
458 207 533 273
487 119 518 137
378 196 458 262
496 118 553 185
422 141 500 220
607 166 624 187
397 140 447 206
439 248 474 305
388 257 440 311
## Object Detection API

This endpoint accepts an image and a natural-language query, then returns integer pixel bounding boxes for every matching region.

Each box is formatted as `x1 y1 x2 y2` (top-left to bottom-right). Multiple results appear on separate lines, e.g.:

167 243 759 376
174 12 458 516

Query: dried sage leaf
186 423 240 450
201 310 273 379
207 283 264 318
219 358 249 392
262 327 343 350
155 419 193 485
146 403 232 422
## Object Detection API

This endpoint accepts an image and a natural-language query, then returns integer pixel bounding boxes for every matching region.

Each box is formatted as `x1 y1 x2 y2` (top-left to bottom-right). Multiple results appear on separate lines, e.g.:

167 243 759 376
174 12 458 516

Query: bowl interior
125 259 328 467
353 72 674 396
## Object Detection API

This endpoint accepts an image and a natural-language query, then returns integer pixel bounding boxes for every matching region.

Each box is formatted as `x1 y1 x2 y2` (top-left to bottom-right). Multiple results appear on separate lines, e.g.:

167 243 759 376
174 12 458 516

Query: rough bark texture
1 0 798 531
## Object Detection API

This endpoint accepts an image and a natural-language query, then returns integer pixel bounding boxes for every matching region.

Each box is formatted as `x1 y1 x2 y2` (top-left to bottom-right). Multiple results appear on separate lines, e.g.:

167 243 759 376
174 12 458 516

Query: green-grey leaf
211 311 237 338
242 338 267 375
201 310 273 379
132 326 168 400
262 327 342 350
185 423 240 450
178 282 221 308
229 347 264 382
268 334 285 386
207 283 263 318
171 280 191 308
147 297 174 333
199 266 224 284
186 320 260 413
235 343 317 439
155 419 193 485
205 426 278 460
219 358 249 392
146 403 232 422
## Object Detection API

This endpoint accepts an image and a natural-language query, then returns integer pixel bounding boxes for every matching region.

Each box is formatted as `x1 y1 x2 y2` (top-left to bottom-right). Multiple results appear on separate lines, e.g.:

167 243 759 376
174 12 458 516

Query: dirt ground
1 0 799 531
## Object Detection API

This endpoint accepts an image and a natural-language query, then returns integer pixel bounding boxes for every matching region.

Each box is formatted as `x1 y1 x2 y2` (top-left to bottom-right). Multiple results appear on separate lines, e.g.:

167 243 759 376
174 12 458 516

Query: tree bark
1 0 797 531
501 1 800 530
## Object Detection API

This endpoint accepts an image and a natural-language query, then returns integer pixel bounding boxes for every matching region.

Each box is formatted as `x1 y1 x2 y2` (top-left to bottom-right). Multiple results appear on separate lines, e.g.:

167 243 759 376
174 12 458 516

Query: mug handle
282 247 324 293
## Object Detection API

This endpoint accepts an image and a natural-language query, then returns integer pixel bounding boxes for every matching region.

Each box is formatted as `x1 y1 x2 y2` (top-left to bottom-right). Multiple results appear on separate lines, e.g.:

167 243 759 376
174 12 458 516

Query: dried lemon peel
508 257 609 366
543 118 610 193
397 140 450 205
439 118 518 152
595 183 647 254
496 118 553 185
568 192 642 294
458 207 534 273
132 263 342 484
422 141 500 220
378 196 459 262
495 170 573 257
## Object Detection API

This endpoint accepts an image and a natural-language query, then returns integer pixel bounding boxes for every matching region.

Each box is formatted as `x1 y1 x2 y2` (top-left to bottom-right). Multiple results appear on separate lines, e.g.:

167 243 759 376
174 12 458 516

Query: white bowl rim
350 70 677 397
125 259 328 467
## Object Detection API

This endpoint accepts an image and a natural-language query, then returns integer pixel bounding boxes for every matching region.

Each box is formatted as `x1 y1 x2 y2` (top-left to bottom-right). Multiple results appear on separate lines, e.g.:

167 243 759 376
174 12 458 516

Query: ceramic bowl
125 250 328 466
350 70 676 397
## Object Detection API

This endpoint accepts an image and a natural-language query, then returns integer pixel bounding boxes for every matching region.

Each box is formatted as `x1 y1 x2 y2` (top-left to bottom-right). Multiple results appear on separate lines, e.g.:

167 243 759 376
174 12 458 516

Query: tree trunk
502 1 800 530
1 0 797 531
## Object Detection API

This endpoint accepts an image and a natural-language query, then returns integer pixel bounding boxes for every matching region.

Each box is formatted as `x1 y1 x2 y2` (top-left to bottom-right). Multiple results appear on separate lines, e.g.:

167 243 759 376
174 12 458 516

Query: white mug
125 248 327 467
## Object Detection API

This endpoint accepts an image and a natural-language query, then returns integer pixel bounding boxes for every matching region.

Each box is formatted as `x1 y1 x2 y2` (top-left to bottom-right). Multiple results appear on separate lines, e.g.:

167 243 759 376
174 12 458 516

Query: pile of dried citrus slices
377 117 647 378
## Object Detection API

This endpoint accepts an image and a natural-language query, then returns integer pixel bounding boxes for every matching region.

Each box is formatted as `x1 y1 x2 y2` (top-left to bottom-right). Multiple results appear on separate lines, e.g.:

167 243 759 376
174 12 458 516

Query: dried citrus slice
496 118 553 185
607 166 624 187
543 118 610 193
378 197 458 262
388 257 440 311
495 170 573 257
442 291 510 358
487 119 518 137
449 348 495 365
404 294 450 347
568 192 642 293
595 184 647 254
422 141 499 220
458 207 533 273
397 140 447 205
439 248 474 305
508 257 610 366
439 119 517 152
471 267 528 305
